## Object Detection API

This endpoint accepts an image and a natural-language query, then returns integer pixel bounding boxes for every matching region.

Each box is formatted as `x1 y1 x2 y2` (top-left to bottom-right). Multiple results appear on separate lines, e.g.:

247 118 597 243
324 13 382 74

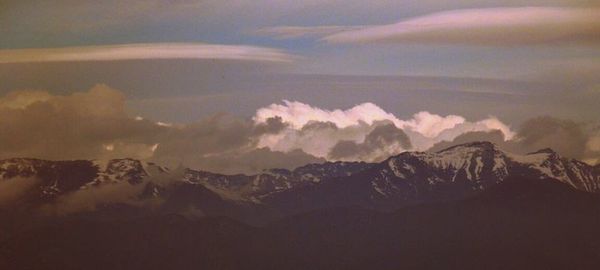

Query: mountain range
1 141 598 222
1 141 600 269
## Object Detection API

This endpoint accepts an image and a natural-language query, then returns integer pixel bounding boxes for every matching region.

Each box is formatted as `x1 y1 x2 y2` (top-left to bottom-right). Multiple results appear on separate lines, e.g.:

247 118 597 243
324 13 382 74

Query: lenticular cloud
253 101 514 161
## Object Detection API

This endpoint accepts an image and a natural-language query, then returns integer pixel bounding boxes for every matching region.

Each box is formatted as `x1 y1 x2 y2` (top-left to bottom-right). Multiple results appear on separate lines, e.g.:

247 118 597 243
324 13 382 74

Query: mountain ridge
1 141 599 224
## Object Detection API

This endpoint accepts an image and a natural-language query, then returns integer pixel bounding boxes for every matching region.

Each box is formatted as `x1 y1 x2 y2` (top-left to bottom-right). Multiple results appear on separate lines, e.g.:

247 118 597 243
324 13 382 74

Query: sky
0 0 599 172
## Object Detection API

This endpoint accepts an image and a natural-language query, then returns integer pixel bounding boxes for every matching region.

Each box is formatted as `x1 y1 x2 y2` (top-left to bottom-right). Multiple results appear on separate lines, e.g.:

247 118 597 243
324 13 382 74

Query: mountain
183 160 371 202
1 141 599 223
263 141 600 213
2 141 600 269
1 176 599 270
0 158 167 205
259 176 600 270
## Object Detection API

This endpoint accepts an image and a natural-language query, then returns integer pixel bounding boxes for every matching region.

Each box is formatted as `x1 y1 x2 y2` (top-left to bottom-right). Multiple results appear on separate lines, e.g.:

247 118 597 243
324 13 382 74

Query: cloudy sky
0 0 599 172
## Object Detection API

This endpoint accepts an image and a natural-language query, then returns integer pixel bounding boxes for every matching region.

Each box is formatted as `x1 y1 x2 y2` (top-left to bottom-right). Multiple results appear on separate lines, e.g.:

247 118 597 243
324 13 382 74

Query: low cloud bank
0 177 39 206
0 85 595 174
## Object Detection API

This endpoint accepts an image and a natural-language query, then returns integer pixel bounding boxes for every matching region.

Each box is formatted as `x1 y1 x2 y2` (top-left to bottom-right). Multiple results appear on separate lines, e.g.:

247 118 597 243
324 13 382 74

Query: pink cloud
0 43 296 63
323 7 600 45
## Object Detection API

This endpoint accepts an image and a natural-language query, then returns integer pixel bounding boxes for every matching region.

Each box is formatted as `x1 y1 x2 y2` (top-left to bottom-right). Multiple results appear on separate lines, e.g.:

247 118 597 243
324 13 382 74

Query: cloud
254 100 513 140
40 167 188 215
329 123 412 161
0 84 163 160
0 43 296 63
588 135 600 152
0 177 40 207
1 85 594 171
0 86 321 174
253 100 514 159
516 116 589 158
149 114 324 173
41 179 148 215
255 25 367 39
181 148 325 175
0 86 516 172
323 7 600 45
0 91 52 109
0 86 519 172
426 116 600 164
427 130 507 152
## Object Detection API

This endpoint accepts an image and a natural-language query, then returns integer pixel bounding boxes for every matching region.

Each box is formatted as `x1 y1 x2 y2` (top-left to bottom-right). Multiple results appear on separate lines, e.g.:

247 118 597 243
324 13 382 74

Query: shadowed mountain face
1 142 600 269
1 176 599 270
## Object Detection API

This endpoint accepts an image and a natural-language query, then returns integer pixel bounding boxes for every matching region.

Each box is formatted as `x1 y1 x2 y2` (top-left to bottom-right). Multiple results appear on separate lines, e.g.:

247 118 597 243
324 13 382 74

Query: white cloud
253 100 514 158
254 100 403 129
401 111 465 138
0 43 296 63
323 7 600 45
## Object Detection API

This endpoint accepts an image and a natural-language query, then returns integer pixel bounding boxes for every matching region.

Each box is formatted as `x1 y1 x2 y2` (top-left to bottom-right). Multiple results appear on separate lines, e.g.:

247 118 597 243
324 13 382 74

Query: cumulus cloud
254 100 402 129
0 43 296 63
329 123 412 161
323 7 600 45
253 100 514 160
254 100 512 139
0 85 163 161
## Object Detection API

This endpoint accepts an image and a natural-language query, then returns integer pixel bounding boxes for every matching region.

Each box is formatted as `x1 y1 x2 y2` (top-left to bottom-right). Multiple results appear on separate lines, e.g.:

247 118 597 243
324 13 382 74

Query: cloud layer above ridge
0 85 597 175
253 100 515 159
